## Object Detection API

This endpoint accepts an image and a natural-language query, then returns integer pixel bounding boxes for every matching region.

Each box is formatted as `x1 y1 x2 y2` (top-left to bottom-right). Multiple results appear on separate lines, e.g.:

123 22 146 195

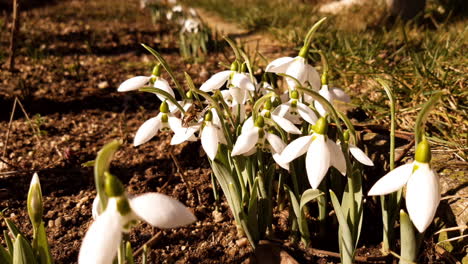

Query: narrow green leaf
329 190 354 260
247 177 260 241
139 87 185 114
94 140 122 211
4 230 14 256
414 91 442 144
12 234 36 264
36 222 53 264
284 185 300 219
141 44 186 99
125 241 134 264
0 245 12 264
5 219 23 239
299 189 323 212
399 210 417 264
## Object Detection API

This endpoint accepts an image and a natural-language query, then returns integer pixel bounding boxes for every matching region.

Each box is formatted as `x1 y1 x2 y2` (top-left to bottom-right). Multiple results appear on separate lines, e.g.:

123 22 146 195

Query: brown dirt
0 0 465 263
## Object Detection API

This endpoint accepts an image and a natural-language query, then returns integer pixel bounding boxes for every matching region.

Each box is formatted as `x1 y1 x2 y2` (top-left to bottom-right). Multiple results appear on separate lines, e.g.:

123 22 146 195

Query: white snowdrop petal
315 87 333 117
170 126 199 145
134 115 162 146
154 78 175 102
130 193 196 228
305 63 321 90
118 76 151 92
241 117 254 134
78 208 122 264
232 73 255 91
306 135 331 189
330 87 350 103
201 124 219 160
266 132 286 154
232 129 259 156
271 114 301 134
229 87 247 105
200 71 232 92
368 163 414 196
327 140 346 175
406 163 440 233
280 135 313 164
92 196 101 219
168 116 183 132
297 102 318 125
272 103 290 118
273 153 289 171
285 58 308 88
349 144 374 166
265 57 295 73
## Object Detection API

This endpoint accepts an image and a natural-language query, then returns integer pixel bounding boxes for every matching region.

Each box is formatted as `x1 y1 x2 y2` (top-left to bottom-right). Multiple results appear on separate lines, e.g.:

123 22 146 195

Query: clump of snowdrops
117 17 443 263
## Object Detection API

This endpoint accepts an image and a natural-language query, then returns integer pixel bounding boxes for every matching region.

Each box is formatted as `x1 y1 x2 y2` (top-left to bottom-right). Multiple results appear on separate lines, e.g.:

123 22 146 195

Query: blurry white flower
266 56 320 90
201 109 227 160
368 139 440 232
314 84 350 117
272 90 318 125
80 194 195 264
200 70 255 105
279 117 346 188
182 18 201 33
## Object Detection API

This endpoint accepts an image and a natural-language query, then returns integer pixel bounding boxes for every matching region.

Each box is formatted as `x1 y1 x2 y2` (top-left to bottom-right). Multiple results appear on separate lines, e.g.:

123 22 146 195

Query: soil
0 0 465 263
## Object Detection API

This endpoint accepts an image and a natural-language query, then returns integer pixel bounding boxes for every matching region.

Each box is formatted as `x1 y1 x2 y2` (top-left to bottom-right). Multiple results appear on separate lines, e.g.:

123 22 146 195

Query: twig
7 0 20 71
395 139 415 164
2 97 18 158
0 157 18 170
15 97 42 146
170 152 201 205
133 231 162 256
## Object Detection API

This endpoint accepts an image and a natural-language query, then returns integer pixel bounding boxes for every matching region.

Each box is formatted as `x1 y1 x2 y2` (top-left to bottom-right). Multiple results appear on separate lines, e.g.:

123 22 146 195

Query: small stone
181 246 186 250
55 217 63 227
98 81 109 89
212 210 224 223
48 220 54 228
235 237 249 248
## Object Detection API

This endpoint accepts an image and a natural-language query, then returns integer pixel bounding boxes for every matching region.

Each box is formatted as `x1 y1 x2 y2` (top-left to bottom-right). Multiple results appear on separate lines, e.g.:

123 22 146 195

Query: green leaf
299 189 323 212
0 245 12 264
36 222 53 264
399 210 417 264
5 219 23 239
94 140 122 211
414 91 442 144
141 44 186 99
4 230 14 256
139 87 185 114
125 241 135 264
12 234 36 264
329 190 354 261
247 177 260 242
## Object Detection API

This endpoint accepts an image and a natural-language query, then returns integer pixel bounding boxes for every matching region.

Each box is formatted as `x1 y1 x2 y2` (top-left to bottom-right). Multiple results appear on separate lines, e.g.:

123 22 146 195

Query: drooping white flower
266 56 321 90
133 101 187 146
279 117 346 188
272 90 318 125
200 67 255 105
232 116 289 170
201 109 227 160
368 139 440 232
80 193 196 264
182 18 201 33
314 84 350 117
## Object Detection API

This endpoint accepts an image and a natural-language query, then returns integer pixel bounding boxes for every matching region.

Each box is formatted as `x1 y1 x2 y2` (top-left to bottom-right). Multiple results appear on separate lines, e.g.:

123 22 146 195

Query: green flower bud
343 130 350 142
186 90 193 100
298 46 309 59
321 72 328 85
230 61 239 71
264 111 271 118
255 116 265 128
152 64 162 77
240 63 247 73
313 117 328 135
290 90 299 100
27 173 43 228
204 110 213 122
116 197 132 216
159 101 169 113
161 113 168 123
104 172 125 198
264 100 272 111
415 138 431 163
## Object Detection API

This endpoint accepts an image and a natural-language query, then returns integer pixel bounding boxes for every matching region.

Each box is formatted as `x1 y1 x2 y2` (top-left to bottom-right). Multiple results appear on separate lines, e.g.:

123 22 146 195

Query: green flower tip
104 172 125 197
186 90 193 99
343 130 350 142
230 61 239 71
313 117 328 135
264 100 272 111
240 62 247 73
152 63 162 77
159 100 169 113
204 110 213 122
415 138 431 163
116 197 132 216
321 72 328 85
290 90 299 100
255 116 265 128
298 46 309 59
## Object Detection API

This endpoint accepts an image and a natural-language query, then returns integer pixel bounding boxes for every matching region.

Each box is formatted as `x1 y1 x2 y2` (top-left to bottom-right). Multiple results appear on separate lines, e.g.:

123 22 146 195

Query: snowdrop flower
134 101 188 146
182 18 200 33
201 109 227 160
79 174 196 264
232 116 289 170
250 100 301 135
280 117 346 189
219 90 246 122
272 90 318 125
118 65 175 103
338 131 374 166
368 139 440 232
200 62 255 105
314 84 351 117
266 55 320 90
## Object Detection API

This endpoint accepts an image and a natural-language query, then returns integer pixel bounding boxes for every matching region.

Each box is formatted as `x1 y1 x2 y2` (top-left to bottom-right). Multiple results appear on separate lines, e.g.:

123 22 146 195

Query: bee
182 101 209 127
